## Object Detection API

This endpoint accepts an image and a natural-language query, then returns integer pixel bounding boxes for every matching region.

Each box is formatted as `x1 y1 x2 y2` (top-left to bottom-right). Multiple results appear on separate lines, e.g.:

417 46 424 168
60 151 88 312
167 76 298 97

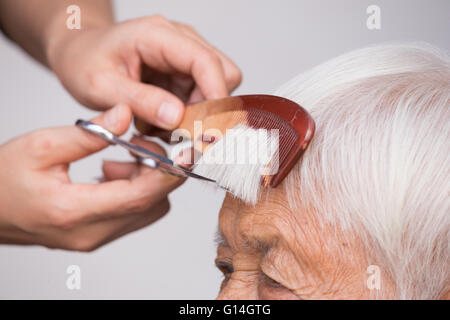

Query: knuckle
181 23 196 33
25 129 54 157
86 72 108 96
127 196 151 213
46 209 78 230
67 238 99 252
128 88 159 119
149 199 171 222
199 51 221 70
147 14 169 26
44 194 80 230
85 72 109 106
228 67 243 86
125 181 167 213
206 51 222 66
159 199 171 216
130 85 151 105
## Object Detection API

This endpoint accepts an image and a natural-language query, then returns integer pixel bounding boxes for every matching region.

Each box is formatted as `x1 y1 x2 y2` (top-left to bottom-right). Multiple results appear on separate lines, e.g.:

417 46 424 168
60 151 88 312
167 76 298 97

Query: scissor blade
118 139 216 182
182 169 216 182
76 119 216 183
113 138 173 165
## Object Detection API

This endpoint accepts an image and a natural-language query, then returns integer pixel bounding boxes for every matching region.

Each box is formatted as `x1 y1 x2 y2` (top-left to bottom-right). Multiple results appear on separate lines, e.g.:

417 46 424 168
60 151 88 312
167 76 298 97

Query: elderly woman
210 43 449 299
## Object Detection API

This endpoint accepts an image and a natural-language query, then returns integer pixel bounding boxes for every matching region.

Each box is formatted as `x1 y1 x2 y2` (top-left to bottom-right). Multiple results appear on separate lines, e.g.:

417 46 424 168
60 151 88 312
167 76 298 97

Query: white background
0 0 448 299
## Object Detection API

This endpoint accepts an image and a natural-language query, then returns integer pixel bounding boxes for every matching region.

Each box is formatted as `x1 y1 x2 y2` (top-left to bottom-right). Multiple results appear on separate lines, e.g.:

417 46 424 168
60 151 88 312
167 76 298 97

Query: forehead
217 189 370 298
218 189 301 250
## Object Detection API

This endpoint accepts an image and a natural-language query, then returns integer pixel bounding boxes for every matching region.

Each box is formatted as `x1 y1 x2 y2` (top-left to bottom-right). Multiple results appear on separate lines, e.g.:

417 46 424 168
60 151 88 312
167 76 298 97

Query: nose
216 272 259 300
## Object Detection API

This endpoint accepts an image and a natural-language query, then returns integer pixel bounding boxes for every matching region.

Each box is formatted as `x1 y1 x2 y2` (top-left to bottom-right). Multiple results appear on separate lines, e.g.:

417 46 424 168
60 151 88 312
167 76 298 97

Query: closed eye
215 260 234 291
215 261 234 279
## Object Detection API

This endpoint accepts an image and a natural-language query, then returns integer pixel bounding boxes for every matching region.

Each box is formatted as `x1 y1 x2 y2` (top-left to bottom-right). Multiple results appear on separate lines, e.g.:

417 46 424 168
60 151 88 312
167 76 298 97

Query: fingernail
157 102 181 127
104 106 120 131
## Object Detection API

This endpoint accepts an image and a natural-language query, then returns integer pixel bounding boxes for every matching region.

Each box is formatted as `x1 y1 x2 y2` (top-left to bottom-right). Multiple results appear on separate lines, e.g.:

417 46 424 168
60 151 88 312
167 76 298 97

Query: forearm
0 0 114 67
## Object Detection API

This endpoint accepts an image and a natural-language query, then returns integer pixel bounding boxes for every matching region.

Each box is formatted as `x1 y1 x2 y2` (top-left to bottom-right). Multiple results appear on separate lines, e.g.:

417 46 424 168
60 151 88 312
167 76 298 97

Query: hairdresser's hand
0 104 184 251
47 15 242 130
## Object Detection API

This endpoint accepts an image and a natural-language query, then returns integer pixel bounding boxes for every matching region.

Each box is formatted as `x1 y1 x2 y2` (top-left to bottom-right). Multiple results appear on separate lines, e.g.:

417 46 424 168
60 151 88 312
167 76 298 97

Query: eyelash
216 261 234 280
215 261 285 289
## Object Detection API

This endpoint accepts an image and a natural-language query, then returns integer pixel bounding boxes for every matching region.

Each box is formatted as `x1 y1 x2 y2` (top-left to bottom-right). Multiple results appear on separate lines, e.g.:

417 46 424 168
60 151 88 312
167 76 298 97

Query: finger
92 198 170 249
102 73 185 130
188 85 206 104
102 138 167 180
174 22 242 92
65 167 183 220
137 26 229 100
64 135 183 220
130 135 168 153
50 198 170 251
102 160 139 181
142 68 195 102
33 104 132 167
173 146 196 169
129 135 194 169
126 135 168 160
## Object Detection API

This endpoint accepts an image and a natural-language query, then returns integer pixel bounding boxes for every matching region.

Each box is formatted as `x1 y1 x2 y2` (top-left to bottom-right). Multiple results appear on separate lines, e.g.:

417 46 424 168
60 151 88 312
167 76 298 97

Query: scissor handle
75 119 117 144
75 119 216 182
75 119 159 169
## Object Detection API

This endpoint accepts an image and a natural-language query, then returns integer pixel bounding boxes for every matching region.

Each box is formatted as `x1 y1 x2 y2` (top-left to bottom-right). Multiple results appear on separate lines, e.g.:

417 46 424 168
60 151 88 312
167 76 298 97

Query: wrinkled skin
215 186 396 299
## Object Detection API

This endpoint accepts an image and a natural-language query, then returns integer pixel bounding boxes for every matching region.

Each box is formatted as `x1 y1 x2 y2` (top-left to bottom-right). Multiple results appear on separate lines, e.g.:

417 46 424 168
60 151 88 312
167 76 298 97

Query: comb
135 94 315 187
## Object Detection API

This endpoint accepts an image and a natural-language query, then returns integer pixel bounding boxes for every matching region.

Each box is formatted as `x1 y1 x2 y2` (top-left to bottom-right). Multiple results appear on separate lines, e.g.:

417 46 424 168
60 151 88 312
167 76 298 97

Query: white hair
193 124 278 205
274 43 450 299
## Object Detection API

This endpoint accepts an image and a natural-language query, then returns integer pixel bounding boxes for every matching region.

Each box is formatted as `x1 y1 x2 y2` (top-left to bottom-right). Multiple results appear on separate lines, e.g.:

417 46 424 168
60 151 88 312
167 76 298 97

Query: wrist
44 10 113 71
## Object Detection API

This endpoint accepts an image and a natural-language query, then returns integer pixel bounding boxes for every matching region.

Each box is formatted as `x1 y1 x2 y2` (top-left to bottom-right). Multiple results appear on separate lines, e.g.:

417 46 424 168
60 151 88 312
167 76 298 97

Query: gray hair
275 43 449 299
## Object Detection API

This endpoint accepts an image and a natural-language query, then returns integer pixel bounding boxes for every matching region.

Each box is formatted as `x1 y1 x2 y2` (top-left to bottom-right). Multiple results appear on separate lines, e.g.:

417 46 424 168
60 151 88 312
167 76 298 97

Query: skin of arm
0 0 242 129
0 104 187 251
0 1 242 250
0 0 113 66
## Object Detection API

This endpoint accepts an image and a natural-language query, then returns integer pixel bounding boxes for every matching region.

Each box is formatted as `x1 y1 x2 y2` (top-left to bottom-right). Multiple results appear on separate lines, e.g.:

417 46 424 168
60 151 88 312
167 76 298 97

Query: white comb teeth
192 124 279 205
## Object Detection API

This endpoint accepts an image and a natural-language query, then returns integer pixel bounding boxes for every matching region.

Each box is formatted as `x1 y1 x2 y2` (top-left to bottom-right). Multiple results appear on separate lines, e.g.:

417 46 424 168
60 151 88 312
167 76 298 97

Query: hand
47 15 242 130
0 104 184 251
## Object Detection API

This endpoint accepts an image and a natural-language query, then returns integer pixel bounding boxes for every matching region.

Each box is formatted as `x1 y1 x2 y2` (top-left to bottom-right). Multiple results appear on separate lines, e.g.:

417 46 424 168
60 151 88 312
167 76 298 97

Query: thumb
99 74 185 130
37 104 132 167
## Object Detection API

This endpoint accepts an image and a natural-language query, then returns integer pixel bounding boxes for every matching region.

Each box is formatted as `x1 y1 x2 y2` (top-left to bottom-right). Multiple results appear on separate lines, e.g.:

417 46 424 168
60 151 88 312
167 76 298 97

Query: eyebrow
214 228 273 253
214 229 228 247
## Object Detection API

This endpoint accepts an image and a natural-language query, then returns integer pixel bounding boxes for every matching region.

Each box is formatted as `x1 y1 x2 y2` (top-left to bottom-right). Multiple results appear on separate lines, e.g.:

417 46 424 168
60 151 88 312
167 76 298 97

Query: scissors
75 119 215 183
